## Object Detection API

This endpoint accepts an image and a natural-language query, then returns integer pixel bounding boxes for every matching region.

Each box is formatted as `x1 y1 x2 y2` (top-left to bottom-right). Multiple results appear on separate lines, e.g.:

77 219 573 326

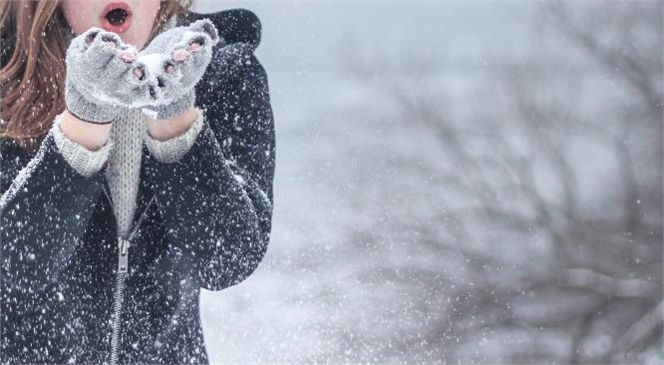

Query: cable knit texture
106 109 146 237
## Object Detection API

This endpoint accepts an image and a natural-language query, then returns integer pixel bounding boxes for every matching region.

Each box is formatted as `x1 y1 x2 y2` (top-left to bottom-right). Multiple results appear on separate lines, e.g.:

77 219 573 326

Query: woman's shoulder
176 8 262 51
181 9 270 116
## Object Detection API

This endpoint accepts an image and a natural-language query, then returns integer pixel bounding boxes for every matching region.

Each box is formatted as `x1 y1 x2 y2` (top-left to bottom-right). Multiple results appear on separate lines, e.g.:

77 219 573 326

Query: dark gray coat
1 8 275 364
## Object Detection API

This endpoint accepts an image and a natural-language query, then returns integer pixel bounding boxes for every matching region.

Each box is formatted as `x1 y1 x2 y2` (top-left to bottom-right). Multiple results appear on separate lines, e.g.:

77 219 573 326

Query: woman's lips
100 2 132 34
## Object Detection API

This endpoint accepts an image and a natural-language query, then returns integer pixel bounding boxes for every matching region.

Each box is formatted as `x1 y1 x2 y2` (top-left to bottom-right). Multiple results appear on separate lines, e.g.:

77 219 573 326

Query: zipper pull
118 237 129 274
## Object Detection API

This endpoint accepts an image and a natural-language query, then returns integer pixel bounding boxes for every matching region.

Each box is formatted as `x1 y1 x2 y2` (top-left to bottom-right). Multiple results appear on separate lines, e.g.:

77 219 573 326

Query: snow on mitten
137 19 220 120
65 28 155 123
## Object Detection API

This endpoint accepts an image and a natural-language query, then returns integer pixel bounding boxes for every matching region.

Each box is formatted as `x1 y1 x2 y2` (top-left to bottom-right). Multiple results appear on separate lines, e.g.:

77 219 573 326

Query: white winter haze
195 1 663 363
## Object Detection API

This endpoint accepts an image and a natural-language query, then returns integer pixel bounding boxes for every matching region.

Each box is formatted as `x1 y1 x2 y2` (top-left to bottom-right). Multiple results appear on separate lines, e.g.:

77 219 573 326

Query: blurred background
194 1 663 363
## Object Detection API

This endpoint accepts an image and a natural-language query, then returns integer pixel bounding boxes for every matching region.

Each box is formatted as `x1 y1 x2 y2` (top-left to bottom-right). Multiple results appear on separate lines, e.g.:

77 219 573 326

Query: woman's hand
64 28 156 123
138 19 220 120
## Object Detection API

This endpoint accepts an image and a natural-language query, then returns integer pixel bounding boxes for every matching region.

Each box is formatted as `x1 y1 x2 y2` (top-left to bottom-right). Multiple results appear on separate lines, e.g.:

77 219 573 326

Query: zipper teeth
104 184 155 364
109 272 127 364
129 196 155 241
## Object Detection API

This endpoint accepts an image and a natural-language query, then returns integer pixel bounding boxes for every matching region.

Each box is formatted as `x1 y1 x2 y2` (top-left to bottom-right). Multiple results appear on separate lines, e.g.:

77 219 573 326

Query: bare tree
332 1 662 363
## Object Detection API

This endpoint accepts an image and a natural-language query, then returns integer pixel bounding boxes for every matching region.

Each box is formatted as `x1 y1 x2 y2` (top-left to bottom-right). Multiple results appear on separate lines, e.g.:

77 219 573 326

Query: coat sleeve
142 44 276 291
1 127 108 295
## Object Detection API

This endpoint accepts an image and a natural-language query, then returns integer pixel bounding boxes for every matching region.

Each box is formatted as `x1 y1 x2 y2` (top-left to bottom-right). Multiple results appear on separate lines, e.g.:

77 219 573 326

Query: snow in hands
138 19 220 106
66 19 219 110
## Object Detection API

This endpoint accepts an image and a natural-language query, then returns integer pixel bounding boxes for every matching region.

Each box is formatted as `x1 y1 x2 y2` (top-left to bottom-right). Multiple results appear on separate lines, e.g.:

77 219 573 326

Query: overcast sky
193 1 537 124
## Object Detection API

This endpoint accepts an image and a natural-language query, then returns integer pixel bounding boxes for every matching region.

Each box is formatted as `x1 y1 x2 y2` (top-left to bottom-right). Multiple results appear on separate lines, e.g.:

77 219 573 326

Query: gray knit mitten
138 19 220 120
65 28 155 123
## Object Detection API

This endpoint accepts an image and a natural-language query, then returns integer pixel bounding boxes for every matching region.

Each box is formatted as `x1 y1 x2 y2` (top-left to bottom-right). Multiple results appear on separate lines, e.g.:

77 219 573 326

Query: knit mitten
138 19 220 120
65 28 155 123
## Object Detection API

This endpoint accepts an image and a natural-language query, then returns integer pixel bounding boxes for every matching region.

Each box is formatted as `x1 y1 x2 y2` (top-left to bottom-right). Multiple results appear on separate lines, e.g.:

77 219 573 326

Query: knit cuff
143 107 204 163
159 91 197 120
52 113 115 178
65 81 119 124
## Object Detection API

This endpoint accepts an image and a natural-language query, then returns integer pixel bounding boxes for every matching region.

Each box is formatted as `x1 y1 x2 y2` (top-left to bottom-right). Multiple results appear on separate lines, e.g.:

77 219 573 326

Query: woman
0 0 275 363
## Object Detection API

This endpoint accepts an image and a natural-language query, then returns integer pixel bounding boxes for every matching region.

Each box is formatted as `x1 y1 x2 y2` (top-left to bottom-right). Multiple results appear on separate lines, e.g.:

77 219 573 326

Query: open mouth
100 2 132 34
106 8 129 26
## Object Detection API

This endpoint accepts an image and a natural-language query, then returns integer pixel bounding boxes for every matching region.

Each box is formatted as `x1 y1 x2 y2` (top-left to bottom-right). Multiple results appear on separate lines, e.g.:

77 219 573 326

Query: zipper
103 184 155 364
109 263 127 365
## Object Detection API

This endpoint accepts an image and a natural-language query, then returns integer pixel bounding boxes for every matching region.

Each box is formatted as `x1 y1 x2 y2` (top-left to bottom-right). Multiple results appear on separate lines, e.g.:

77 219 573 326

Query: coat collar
177 8 262 52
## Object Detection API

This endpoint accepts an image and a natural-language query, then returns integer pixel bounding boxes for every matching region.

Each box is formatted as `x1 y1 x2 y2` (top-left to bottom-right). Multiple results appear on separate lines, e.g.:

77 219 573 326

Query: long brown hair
0 0 193 155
